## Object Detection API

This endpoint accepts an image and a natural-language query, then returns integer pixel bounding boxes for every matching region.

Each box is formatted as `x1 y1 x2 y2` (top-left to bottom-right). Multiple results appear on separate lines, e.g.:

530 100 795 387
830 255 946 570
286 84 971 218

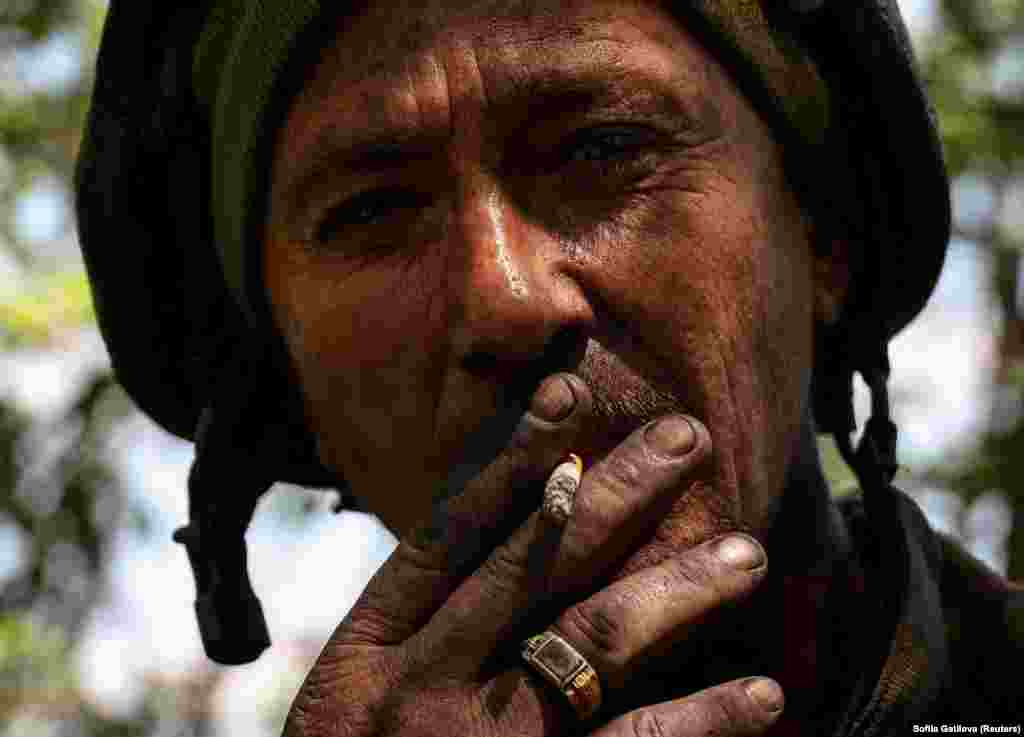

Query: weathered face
263 0 845 547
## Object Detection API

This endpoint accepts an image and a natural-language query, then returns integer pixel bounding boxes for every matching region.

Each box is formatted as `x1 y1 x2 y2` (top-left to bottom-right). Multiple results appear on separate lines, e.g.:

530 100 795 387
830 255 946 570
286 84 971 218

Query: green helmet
75 0 950 663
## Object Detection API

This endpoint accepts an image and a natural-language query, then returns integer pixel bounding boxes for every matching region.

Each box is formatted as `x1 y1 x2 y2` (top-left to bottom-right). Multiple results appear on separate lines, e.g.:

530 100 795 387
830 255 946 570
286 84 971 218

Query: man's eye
316 188 426 242
562 126 655 164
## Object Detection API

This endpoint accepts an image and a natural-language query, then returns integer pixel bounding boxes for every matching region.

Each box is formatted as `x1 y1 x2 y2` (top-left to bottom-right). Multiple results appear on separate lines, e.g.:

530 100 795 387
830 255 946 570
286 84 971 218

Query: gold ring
542 453 583 526
521 630 603 720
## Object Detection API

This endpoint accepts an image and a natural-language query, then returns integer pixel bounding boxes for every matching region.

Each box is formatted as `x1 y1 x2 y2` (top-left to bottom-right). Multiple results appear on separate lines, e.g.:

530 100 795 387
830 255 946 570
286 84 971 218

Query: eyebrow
277 131 441 231
321 139 438 174
277 51 720 223
506 66 707 129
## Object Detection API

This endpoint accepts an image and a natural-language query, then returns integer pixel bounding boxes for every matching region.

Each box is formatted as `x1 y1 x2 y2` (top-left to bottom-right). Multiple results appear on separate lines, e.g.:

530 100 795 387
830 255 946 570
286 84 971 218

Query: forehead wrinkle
294 0 704 123
274 9 726 226
275 52 450 226
299 2 584 101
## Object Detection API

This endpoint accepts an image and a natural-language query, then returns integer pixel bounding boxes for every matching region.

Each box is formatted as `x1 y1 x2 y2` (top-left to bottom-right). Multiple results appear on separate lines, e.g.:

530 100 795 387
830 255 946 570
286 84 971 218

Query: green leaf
0 269 96 345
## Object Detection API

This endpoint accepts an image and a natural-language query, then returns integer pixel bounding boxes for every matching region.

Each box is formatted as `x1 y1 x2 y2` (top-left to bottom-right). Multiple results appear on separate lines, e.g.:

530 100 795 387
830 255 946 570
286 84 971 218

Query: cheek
263 236 451 493
585 162 814 528
711 181 815 518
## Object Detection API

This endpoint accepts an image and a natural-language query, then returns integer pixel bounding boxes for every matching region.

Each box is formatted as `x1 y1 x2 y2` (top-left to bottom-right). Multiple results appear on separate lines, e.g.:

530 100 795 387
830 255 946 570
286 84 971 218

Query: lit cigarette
542 453 583 525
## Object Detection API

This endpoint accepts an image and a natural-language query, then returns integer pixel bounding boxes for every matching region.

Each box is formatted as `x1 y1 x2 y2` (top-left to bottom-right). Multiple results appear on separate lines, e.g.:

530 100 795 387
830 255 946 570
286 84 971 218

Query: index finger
343 374 593 646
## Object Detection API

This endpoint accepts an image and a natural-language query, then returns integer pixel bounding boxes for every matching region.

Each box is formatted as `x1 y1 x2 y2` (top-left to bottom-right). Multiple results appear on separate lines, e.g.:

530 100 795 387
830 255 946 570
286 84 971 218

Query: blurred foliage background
1 0 1022 735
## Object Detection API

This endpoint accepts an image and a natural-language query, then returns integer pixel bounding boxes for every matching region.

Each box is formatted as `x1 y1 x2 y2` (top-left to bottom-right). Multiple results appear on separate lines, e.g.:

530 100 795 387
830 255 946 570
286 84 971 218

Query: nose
450 187 592 384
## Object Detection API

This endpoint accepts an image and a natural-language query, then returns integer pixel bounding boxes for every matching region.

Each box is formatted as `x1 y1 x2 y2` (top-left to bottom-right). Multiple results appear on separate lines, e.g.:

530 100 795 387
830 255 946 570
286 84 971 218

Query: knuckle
692 682 771 736
394 538 448 572
705 686 742 727
341 604 400 647
662 553 719 598
629 709 670 737
561 597 629 664
594 453 646 501
479 540 531 593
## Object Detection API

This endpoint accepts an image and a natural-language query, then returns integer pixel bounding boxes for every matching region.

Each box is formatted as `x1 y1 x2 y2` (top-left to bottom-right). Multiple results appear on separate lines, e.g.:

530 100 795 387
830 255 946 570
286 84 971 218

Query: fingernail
644 415 696 458
745 678 784 713
715 535 765 570
530 375 576 422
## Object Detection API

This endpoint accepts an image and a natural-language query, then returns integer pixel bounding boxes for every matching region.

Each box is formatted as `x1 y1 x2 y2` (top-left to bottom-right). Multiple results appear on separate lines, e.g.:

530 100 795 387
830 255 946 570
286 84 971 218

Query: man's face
263 0 843 550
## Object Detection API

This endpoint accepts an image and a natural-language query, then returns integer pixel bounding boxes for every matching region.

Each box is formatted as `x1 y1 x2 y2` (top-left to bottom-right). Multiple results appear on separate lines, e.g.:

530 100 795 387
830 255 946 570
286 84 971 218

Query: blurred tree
0 2 165 734
922 0 1024 579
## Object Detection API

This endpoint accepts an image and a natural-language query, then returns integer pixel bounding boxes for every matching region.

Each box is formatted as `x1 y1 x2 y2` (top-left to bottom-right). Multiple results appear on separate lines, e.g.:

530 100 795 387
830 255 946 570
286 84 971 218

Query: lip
444 325 592 484
443 321 691 506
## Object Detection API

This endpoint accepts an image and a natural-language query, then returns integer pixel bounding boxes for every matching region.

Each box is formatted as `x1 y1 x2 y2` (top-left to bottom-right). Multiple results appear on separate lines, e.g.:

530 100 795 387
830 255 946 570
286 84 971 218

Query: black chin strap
170 325 355 664
173 403 274 665
832 346 900 524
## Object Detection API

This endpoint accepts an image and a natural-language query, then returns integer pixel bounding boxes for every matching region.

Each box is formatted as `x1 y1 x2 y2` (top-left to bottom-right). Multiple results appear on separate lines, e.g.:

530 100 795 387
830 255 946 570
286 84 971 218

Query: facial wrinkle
488 189 528 299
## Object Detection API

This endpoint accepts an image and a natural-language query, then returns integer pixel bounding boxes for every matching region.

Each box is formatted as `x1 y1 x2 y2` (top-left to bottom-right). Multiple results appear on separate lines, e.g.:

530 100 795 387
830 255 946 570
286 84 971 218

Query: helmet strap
173 401 273 665
172 337 354 664
832 344 900 524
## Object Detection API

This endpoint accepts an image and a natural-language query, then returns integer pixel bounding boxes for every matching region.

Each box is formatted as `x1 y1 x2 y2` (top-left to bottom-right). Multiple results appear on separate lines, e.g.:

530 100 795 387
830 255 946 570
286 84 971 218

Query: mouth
444 326 592 490
441 324 695 525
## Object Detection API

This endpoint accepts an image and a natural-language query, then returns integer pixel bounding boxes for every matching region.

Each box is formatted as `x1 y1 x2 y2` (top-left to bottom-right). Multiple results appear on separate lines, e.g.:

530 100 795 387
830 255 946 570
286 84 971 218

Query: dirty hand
283 374 779 736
